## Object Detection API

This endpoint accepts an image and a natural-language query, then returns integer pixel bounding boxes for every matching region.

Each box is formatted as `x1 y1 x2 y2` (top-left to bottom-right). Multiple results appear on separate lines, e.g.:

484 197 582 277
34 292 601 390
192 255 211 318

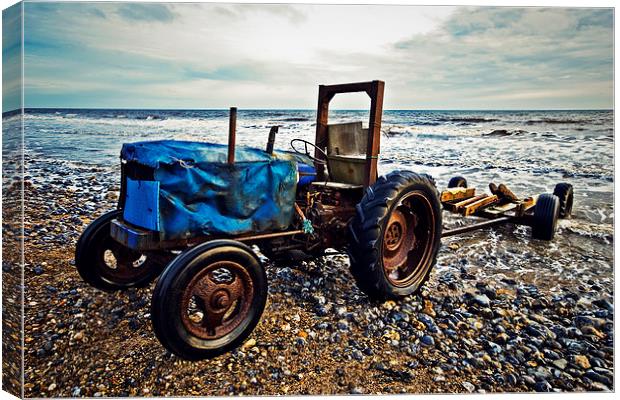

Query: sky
2 2 614 111
2 2 21 112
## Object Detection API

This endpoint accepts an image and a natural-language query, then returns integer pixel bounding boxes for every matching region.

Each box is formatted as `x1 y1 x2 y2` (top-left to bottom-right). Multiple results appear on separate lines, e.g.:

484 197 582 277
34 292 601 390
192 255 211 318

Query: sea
1 107 614 292
5 108 613 223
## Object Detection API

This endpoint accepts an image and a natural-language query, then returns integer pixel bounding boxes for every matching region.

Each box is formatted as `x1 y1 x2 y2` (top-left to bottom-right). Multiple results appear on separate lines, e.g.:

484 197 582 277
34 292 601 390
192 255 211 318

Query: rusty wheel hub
97 238 149 283
384 212 407 251
181 261 254 340
382 192 435 287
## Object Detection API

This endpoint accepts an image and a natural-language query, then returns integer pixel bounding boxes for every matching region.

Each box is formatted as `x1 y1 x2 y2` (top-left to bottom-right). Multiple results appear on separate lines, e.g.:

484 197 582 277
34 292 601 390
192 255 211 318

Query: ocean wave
384 126 415 137
140 115 167 121
275 117 311 122
525 118 587 125
411 121 441 126
449 117 499 124
438 117 499 123
563 219 613 242
483 129 532 137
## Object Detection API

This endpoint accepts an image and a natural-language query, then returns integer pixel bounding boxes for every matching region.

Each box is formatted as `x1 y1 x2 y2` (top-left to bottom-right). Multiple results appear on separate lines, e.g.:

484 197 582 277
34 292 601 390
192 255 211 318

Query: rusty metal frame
314 80 385 187
442 216 512 237
440 185 539 238
110 216 308 251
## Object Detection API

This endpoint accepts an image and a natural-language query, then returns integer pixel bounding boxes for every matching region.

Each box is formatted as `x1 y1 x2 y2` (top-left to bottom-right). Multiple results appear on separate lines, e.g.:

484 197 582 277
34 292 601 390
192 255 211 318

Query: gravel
18 155 614 396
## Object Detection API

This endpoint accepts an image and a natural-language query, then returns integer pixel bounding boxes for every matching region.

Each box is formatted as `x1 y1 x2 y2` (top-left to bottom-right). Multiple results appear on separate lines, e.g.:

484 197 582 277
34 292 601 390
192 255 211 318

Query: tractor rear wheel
151 240 267 360
348 171 442 301
531 194 560 241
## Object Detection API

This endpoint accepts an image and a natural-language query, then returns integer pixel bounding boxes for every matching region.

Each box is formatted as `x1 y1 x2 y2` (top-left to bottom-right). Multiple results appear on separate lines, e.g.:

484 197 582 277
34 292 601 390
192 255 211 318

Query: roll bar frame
314 80 385 187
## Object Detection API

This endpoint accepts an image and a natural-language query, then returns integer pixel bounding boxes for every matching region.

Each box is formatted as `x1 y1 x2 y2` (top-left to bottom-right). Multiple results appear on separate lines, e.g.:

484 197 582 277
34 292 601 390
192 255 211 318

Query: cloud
184 64 267 82
2 2 22 112
384 7 613 108
19 4 613 110
86 7 106 19
212 4 307 24
116 3 175 23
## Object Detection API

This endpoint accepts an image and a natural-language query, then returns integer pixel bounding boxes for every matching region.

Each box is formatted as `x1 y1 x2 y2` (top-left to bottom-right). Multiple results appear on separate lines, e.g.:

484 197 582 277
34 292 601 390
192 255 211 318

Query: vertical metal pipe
266 126 278 154
228 107 237 164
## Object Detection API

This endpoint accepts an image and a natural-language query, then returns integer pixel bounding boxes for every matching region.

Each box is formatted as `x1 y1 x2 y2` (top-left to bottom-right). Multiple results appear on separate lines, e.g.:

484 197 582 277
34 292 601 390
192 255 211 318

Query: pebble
485 341 502 355
584 371 612 386
462 382 475 393
421 335 435 347
552 359 568 370
242 338 257 351
534 380 552 392
473 294 491 307
422 300 436 317
336 320 349 331
573 355 591 369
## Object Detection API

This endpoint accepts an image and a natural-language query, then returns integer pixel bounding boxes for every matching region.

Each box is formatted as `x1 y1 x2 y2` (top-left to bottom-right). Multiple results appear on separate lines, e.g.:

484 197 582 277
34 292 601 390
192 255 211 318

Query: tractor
75 81 573 360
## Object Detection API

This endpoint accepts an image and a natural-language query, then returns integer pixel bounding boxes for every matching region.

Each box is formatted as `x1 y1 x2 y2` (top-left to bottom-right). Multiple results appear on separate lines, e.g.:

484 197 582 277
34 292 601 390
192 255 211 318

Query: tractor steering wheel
290 139 328 165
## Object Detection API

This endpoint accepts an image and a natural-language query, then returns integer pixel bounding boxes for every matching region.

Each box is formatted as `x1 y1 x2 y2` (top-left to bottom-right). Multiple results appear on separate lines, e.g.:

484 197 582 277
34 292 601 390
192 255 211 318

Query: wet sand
18 154 613 396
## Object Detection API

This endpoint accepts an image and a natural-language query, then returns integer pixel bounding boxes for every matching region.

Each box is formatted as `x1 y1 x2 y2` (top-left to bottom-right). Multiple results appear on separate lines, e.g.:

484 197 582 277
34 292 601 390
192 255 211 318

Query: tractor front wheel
75 210 170 291
348 171 442 301
151 240 267 360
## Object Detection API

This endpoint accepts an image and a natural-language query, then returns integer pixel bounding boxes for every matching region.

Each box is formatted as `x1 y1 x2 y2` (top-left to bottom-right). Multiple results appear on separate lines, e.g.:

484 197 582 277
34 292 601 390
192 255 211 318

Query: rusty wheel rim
181 261 254 340
96 237 149 284
382 191 436 287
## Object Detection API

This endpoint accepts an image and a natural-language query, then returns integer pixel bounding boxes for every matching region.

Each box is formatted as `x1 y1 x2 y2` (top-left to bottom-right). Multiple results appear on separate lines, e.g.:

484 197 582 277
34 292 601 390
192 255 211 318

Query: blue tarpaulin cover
120 140 313 240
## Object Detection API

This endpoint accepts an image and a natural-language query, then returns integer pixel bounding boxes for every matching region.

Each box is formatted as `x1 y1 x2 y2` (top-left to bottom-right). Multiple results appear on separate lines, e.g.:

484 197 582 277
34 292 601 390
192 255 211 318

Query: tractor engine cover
119 140 312 241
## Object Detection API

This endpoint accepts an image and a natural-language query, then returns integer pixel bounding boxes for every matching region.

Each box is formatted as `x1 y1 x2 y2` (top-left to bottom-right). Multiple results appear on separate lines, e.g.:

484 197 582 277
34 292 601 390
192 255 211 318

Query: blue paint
121 140 312 240
297 163 316 187
123 178 160 231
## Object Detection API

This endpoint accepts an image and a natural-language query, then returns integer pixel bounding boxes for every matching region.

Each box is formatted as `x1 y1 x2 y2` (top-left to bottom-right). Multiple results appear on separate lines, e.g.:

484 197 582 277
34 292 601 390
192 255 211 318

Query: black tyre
151 240 267 360
348 171 442 300
531 194 560 241
75 210 169 291
448 176 467 188
553 183 574 218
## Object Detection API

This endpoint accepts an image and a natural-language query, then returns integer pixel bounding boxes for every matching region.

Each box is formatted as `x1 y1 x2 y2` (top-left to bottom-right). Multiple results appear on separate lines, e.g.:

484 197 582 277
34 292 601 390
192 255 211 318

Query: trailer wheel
448 176 467 188
348 171 442 301
151 240 267 360
553 183 573 218
75 210 169 291
531 194 560 241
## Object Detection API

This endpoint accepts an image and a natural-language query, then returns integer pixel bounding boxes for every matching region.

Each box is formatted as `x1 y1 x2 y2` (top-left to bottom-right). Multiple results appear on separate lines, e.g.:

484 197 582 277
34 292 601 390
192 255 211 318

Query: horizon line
3 107 614 115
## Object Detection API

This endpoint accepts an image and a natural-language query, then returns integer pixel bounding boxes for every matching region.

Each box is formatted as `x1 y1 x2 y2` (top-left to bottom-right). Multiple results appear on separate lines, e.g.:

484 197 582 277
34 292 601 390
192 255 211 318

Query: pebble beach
2 109 614 395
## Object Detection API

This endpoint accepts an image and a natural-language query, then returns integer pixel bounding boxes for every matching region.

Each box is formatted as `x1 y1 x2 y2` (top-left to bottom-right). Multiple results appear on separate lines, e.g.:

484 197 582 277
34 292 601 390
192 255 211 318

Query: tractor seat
326 122 369 186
